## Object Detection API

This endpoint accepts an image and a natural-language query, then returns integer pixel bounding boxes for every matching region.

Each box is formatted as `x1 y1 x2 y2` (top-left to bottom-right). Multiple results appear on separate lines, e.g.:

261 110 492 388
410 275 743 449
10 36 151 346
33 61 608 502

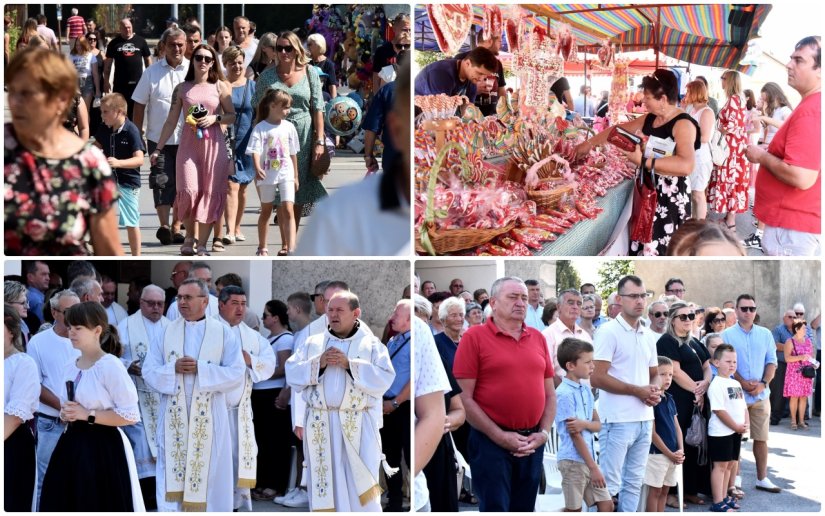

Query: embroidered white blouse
58 353 141 423
4 352 40 422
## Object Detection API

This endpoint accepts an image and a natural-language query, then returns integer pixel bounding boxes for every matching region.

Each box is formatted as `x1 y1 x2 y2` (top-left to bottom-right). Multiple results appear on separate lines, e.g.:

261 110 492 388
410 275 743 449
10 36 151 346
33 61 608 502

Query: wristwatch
216 114 222 123
315 138 325 146
391 399 400 410
759 380 768 386
87 409 96 425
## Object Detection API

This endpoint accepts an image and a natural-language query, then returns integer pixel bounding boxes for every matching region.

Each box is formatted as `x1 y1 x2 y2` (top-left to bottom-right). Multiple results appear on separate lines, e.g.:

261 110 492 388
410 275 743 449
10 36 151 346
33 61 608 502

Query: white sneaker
755 477 781 493
282 488 309 508
274 487 297 505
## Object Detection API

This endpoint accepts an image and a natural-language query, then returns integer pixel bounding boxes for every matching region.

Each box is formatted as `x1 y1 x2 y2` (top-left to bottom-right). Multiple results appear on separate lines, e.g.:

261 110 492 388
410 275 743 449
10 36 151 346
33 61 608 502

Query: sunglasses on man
739 306 757 313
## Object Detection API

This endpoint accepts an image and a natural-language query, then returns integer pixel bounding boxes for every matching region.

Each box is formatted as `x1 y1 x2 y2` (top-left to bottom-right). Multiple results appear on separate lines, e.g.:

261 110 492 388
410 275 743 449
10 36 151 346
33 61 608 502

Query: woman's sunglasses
394 43 411 50
711 317 726 324
674 313 696 322
275 45 295 53
194 54 214 63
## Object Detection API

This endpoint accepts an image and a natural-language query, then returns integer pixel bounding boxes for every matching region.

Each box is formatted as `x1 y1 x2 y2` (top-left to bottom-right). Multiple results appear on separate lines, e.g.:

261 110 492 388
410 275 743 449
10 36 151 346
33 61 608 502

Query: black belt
498 424 541 436
35 412 61 423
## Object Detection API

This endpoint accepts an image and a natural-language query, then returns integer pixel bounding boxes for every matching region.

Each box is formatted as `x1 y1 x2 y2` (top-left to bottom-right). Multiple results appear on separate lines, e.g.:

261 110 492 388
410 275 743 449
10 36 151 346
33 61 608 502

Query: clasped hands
636 384 663 406
59 401 90 422
319 347 349 370
498 429 547 458
175 356 199 374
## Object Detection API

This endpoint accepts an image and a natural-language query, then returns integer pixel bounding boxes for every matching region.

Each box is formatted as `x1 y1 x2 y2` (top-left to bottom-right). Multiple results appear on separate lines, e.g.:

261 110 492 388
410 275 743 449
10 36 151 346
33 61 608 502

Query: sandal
728 486 745 500
791 422 799 430
800 422 809 429
277 248 289 257
180 238 195 256
709 501 736 512
212 238 226 252
685 494 706 505
256 248 269 256
251 488 278 501
724 496 741 511
196 246 211 256
666 495 685 510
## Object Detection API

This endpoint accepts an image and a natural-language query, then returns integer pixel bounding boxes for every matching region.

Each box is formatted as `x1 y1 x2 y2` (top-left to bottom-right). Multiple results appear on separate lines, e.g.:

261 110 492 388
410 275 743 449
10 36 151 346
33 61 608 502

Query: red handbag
607 126 642 152
629 165 657 243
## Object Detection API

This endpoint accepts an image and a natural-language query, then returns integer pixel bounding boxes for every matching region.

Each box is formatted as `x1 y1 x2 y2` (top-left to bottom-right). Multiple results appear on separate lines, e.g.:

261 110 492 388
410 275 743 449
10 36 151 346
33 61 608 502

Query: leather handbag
607 126 642 152
708 124 730 166
685 404 708 466
792 340 817 378
629 164 657 243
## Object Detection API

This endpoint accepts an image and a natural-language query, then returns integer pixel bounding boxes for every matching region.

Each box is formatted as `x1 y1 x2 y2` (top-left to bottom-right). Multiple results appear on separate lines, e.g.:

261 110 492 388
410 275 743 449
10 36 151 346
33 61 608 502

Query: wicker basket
527 180 575 212
416 142 514 255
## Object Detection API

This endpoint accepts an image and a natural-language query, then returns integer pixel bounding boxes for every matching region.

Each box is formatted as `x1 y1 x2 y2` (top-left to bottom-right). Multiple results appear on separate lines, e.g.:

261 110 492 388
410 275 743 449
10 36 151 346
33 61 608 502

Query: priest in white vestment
218 285 277 511
143 278 245 512
117 284 169 509
286 291 395 512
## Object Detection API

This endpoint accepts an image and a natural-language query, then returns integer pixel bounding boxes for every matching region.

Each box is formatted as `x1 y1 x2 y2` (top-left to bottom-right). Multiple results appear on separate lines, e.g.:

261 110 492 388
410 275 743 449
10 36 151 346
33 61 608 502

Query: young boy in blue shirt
94 93 145 256
555 337 614 512
644 356 685 511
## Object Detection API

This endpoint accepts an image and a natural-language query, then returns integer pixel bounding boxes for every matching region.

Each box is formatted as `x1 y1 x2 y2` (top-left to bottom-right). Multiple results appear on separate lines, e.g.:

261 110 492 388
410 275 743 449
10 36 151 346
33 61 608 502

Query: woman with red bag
573 69 700 256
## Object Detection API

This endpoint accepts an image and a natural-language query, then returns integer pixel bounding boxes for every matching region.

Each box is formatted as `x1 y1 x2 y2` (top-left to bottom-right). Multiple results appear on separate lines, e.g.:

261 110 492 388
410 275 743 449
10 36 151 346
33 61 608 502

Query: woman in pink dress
150 43 236 256
783 319 816 430
708 69 749 231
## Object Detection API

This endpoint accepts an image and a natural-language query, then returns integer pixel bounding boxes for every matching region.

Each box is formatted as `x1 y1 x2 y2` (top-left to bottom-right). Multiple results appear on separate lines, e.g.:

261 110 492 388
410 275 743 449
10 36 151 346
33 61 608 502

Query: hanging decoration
426 4 474 56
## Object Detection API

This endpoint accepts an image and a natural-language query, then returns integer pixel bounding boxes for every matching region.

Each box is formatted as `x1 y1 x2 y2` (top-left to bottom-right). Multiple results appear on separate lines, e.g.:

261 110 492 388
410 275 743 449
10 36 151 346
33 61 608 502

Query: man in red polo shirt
454 276 556 512
747 36 821 256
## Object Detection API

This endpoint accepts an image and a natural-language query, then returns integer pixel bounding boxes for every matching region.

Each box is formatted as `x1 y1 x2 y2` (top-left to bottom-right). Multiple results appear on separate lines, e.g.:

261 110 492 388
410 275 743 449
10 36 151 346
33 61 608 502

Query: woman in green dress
252 30 327 224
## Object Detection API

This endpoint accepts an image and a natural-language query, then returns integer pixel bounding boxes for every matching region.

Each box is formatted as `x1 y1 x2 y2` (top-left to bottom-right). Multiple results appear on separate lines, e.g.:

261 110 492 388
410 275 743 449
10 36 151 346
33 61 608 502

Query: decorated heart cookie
427 4 473 56
505 18 519 52
482 5 502 41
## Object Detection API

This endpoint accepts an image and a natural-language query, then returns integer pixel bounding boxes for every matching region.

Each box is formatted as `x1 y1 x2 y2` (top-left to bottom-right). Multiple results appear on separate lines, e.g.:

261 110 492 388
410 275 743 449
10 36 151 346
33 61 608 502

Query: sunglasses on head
739 306 757 313
194 54 214 63
275 44 294 53
674 313 696 322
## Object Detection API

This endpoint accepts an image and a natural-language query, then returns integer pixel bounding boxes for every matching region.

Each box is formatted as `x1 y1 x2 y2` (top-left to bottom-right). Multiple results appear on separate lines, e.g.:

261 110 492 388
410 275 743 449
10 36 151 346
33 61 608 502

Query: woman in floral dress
783 319 816 430
252 30 327 225
709 69 749 230
4 47 122 256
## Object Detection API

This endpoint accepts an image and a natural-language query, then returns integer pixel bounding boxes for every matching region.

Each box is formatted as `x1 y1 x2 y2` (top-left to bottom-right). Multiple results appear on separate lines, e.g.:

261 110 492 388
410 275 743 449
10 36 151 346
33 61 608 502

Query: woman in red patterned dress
709 69 749 231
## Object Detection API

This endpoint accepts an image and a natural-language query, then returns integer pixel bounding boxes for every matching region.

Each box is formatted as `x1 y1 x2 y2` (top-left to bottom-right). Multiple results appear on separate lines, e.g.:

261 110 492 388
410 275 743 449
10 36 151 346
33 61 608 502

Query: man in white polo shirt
132 26 188 245
591 275 662 512
542 288 591 387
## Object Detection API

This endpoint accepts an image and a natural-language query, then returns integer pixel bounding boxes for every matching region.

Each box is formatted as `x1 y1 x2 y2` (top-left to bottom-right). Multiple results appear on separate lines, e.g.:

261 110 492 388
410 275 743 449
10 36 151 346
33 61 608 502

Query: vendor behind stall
455 28 506 117
414 47 498 104
573 69 699 256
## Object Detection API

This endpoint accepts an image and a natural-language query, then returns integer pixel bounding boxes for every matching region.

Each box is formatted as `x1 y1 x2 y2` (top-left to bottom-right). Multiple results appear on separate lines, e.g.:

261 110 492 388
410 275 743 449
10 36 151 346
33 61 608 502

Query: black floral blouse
4 123 119 255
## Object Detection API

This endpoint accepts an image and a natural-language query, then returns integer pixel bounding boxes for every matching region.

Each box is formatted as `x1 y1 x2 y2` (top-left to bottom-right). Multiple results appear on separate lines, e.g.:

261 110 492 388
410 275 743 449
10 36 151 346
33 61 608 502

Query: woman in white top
4 304 40 512
684 80 716 220
69 35 100 125
40 302 144 511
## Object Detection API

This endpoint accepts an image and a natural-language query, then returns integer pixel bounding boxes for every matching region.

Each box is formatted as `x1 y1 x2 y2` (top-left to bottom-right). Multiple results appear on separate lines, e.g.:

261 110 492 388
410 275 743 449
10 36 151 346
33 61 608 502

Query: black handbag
791 340 817 378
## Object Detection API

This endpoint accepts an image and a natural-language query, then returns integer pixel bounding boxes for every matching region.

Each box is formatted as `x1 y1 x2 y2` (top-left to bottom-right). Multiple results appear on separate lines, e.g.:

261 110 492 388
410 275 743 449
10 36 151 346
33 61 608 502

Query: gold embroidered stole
304 334 382 511
162 318 224 512
126 312 164 459
235 323 260 488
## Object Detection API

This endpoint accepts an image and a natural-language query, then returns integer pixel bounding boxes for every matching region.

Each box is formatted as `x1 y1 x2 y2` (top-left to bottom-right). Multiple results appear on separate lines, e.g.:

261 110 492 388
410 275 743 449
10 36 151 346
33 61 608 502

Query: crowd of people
4 9 411 257
412 273 821 512
4 259 415 512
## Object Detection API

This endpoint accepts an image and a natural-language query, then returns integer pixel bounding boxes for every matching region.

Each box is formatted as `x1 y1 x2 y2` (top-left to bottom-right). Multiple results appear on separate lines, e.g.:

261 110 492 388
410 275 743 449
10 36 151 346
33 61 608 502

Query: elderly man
372 12 411 91
70 277 103 303
722 294 780 493
770 309 797 425
166 262 219 320
591 275 661 512
143 278 245 511
233 16 257 69
285 291 395 511
104 18 152 118
524 279 546 331
101 275 128 325
382 300 412 512
454 277 556 512
664 278 686 299
606 292 622 320
117 284 169 511
25 260 50 325
747 36 821 256
133 27 189 245
592 294 606 329
449 279 465 297
215 273 261 331
543 289 590 386
26 290 81 509
648 301 669 335
217 286 277 511
422 281 437 298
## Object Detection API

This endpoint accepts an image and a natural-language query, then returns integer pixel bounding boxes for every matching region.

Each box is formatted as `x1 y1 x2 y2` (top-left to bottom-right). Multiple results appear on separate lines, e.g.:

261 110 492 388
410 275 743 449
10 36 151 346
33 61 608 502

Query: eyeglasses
10 300 29 308
140 299 165 308
796 312 805 317
275 45 294 53
394 43 411 50
88 37 97 41
674 313 696 322
176 294 207 302
739 306 757 313
194 54 214 63
618 293 648 300
651 311 667 318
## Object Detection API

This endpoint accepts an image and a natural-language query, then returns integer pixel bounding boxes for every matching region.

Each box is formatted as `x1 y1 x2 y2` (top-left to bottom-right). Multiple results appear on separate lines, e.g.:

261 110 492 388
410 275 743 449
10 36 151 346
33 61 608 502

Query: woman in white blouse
4 304 40 512
40 302 144 511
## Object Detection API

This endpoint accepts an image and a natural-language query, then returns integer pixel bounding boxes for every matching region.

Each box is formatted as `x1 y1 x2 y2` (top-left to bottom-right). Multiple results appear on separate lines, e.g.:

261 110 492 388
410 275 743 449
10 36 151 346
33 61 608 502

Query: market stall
413 3 771 256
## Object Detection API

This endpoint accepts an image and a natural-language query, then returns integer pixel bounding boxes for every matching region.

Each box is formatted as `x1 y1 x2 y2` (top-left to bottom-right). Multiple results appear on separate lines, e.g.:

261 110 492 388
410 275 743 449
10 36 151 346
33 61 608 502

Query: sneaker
273 487 297 505
282 488 309 508
755 477 781 493
742 232 762 250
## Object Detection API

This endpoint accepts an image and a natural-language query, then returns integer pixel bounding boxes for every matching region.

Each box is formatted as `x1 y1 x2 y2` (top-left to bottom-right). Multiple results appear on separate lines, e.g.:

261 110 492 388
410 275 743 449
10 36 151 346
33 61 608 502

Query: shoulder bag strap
389 335 411 360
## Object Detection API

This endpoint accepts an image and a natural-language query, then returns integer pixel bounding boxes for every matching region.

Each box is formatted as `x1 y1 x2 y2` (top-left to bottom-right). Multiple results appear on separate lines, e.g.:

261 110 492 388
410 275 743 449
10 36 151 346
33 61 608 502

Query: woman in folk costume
39 302 145 511
286 291 396 512
142 278 246 512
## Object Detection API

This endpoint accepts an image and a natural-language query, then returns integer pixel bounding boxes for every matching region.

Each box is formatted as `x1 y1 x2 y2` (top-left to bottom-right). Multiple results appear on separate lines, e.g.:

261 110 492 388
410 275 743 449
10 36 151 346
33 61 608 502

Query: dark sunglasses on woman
275 45 294 53
194 54 214 63
675 313 696 322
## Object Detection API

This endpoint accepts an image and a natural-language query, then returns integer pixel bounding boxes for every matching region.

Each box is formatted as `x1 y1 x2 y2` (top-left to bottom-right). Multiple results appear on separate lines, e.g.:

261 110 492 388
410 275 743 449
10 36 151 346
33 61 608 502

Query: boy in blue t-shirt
94 93 145 256
644 356 685 511
555 338 614 512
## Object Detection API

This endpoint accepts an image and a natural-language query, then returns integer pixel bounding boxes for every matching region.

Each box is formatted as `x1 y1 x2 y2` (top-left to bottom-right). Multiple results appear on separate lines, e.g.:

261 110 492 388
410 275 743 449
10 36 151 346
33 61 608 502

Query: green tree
556 261 581 294
596 260 634 301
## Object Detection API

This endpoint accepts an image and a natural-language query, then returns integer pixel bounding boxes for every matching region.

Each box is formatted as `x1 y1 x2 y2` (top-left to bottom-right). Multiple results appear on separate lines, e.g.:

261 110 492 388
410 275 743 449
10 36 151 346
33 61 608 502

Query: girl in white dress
4 304 40 512
40 302 145 511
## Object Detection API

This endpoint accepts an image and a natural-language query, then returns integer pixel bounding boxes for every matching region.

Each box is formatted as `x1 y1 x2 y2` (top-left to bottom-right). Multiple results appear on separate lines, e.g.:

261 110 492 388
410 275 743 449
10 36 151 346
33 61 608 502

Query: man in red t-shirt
65 8 85 43
747 36 821 256
453 276 556 512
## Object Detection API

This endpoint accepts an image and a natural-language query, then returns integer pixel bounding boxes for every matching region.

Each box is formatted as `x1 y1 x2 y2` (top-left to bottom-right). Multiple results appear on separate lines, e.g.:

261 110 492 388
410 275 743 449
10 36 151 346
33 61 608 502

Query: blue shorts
117 185 140 227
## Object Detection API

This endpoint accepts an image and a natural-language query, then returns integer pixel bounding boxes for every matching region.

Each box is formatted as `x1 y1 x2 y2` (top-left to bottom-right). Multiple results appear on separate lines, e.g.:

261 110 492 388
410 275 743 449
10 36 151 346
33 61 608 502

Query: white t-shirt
707 375 747 437
592 315 658 423
412 316 451 511
26 328 80 417
254 331 294 390
131 57 189 144
246 119 300 186
764 105 792 145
